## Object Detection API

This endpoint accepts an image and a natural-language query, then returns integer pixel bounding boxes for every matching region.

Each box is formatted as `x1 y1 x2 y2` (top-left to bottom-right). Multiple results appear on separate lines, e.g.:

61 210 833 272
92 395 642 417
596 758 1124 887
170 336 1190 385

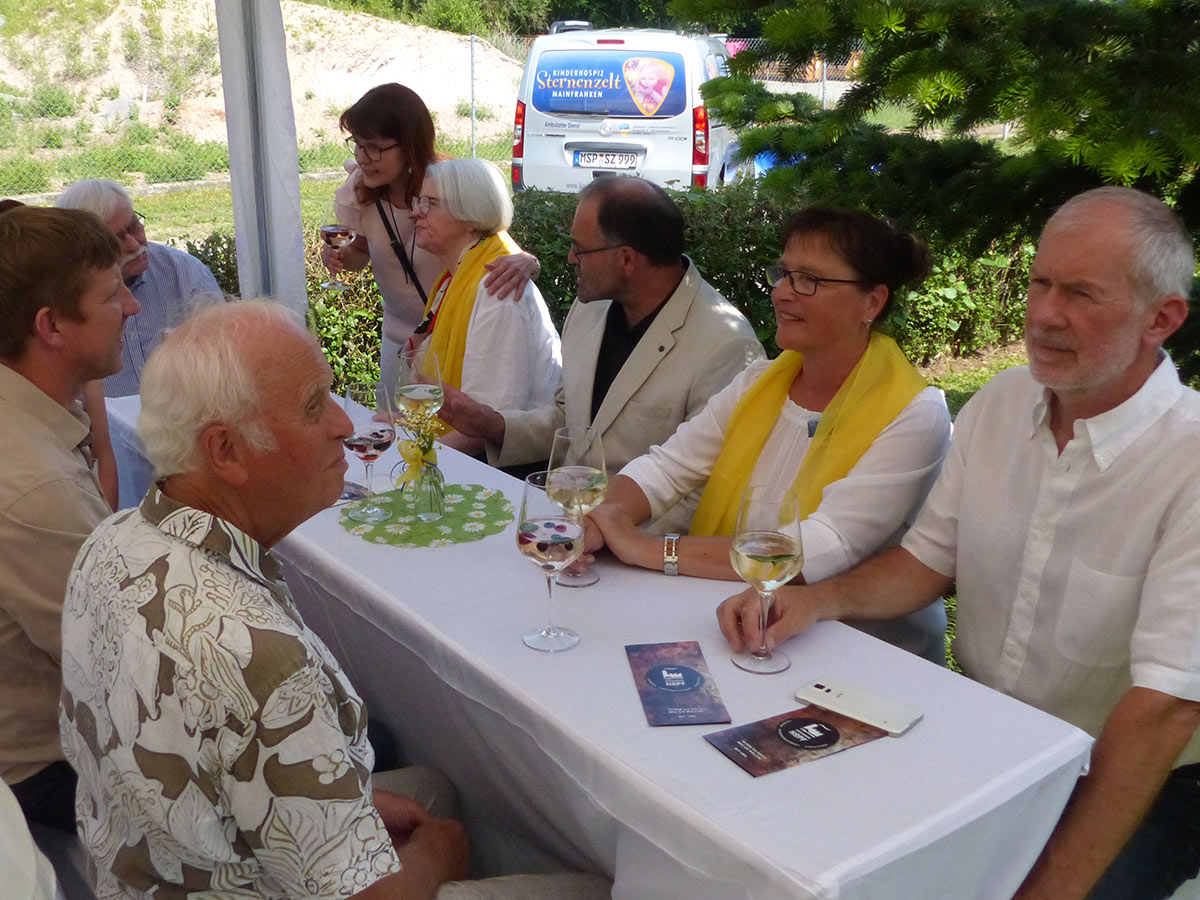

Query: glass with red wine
343 382 395 524
320 201 356 292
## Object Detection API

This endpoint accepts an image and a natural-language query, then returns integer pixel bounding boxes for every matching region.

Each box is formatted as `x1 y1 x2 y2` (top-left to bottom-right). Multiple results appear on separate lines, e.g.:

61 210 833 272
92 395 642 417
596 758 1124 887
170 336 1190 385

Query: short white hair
138 300 307 477
1046 186 1195 303
55 179 132 222
427 159 512 235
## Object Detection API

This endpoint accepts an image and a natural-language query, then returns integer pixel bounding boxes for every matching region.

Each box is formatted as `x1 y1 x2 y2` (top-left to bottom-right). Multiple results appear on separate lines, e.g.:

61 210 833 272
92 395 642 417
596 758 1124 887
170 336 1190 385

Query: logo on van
623 57 674 116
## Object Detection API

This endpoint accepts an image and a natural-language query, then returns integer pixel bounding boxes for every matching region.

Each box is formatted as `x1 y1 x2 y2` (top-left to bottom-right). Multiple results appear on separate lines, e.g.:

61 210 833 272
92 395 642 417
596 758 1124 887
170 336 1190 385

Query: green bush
173 175 1038 394
23 83 77 118
0 157 49 193
40 127 65 149
888 247 1032 366
179 228 383 393
126 120 156 145
182 232 239 296
418 0 486 34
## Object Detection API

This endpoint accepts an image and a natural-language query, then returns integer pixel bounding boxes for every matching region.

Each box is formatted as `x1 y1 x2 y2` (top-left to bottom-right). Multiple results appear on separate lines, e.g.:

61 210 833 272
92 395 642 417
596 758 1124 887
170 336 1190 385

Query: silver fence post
471 33 477 158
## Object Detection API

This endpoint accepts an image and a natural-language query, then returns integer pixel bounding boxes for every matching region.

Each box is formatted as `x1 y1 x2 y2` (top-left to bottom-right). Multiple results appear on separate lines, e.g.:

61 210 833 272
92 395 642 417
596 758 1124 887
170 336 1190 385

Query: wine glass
394 347 444 419
729 485 804 674
343 382 395 524
320 201 356 292
517 471 583 652
546 425 606 588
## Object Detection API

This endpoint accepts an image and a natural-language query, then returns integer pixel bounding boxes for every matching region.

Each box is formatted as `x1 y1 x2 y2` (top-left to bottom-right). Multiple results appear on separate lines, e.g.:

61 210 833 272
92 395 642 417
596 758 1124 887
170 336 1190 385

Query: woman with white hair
410 158 561 457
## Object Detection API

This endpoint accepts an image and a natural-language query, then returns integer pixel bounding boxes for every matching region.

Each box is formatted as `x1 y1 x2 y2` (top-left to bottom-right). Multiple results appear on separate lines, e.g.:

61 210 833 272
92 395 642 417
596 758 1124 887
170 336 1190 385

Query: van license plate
574 151 637 169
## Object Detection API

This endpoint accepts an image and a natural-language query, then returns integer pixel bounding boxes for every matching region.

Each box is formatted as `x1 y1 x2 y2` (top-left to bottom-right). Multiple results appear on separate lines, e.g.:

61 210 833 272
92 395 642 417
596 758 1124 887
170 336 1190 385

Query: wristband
663 533 680 576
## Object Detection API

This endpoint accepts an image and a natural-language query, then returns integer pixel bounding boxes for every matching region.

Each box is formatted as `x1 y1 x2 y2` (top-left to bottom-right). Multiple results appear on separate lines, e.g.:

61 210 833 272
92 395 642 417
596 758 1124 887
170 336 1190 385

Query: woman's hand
320 243 344 275
587 503 659 569
484 251 540 301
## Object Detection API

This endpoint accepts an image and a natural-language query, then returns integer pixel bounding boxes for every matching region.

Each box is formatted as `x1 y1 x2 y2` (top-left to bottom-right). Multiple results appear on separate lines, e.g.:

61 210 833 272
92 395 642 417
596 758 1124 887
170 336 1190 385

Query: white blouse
458 278 562 414
621 358 953 583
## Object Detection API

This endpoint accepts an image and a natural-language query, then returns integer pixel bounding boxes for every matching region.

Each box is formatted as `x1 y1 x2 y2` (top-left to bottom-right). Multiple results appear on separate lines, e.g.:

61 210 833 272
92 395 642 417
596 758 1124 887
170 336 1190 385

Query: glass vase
404 461 445 522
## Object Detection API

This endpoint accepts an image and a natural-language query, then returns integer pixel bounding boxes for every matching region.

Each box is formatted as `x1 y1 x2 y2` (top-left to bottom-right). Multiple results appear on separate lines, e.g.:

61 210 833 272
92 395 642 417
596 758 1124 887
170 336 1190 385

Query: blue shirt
102 242 221 397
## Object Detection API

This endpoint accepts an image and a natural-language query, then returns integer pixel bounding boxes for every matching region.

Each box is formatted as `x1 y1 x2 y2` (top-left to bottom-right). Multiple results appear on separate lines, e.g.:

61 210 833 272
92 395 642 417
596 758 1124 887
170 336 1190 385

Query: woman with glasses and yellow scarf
586 208 952 662
408 159 561 458
322 84 540 400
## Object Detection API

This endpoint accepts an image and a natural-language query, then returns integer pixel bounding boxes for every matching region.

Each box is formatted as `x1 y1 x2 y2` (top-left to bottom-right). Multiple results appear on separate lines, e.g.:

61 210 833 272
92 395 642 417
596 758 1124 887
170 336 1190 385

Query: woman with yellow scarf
409 159 561 457
586 208 951 662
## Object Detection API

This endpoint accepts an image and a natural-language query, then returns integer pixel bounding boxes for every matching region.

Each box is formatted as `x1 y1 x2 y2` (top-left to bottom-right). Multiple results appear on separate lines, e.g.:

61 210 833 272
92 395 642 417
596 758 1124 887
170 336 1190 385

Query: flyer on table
625 641 731 726
705 706 887 777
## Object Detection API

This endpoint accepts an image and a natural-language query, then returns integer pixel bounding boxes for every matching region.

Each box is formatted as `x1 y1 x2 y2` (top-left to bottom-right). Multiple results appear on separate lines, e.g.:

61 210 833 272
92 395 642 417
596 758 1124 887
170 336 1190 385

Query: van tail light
512 100 526 160
692 105 710 187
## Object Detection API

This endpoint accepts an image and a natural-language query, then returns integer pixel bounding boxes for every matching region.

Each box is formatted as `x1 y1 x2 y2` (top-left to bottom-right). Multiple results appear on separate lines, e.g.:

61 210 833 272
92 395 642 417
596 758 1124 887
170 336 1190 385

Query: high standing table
107 398 1092 900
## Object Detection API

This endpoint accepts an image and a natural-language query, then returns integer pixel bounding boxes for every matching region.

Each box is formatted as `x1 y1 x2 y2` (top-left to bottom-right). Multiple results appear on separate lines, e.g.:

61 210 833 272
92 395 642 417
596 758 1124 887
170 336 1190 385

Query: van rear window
531 50 687 118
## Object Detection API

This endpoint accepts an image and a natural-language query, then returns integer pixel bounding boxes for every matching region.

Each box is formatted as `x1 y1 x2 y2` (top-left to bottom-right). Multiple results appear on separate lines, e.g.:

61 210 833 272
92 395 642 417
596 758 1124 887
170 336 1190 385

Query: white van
511 28 738 193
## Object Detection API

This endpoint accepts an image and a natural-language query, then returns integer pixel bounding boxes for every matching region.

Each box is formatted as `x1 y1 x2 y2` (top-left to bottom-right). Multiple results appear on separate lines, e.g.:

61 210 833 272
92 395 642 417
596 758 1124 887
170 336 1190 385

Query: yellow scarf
421 231 520 390
690 332 927 536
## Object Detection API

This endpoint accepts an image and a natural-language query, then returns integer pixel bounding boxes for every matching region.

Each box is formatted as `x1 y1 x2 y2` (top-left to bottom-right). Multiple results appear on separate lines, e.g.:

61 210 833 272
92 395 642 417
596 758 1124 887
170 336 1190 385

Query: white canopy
214 0 306 314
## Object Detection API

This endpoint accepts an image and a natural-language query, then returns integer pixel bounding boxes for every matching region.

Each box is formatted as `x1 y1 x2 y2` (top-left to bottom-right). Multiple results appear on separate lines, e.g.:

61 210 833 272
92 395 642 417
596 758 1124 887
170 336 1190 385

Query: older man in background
0 206 137 831
59 300 609 899
56 178 221 396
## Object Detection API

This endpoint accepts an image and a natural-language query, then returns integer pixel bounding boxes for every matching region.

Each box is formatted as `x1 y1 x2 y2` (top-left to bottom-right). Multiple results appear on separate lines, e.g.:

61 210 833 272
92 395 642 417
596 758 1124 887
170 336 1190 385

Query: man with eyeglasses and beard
441 175 763 533
57 178 222 397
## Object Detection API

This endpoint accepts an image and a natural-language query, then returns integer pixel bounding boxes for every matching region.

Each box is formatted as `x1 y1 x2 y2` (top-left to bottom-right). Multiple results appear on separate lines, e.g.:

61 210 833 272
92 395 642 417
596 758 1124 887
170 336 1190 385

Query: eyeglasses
345 137 400 162
570 243 624 258
766 264 865 296
410 195 441 216
114 210 146 243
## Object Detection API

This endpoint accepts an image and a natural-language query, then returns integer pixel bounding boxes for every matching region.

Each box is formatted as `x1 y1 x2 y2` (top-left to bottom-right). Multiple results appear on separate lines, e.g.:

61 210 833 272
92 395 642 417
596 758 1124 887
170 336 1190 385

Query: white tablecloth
107 398 1093 900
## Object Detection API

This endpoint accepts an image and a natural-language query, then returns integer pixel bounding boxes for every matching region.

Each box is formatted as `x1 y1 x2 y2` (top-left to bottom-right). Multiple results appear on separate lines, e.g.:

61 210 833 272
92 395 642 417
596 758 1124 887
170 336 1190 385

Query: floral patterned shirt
60 489 401 899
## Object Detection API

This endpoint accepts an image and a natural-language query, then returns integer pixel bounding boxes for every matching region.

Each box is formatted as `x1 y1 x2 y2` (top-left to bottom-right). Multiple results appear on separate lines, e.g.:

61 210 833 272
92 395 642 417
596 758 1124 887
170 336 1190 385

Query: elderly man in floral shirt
59 300 608 899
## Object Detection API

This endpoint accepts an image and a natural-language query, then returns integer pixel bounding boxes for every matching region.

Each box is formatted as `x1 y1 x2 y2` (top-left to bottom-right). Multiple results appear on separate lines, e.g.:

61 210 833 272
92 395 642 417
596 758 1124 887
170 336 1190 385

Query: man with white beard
56 178 221 397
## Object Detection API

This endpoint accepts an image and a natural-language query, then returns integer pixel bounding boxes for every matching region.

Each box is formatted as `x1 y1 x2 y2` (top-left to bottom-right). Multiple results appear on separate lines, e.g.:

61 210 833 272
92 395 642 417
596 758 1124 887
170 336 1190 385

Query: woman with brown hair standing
321 83 539 397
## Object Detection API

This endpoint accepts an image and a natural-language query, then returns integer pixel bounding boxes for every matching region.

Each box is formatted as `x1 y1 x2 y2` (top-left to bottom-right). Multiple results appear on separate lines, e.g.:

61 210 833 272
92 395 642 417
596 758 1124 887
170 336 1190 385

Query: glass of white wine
517 471 583 652
546 425 607 588
320 201 356 292
343 382 396 524
729 485 804 675
395 347 444 419
393 348 445 521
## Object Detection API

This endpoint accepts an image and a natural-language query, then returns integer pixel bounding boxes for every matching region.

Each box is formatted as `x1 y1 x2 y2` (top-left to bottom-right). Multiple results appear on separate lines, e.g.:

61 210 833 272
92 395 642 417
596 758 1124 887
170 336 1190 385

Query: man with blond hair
719 186 1200 899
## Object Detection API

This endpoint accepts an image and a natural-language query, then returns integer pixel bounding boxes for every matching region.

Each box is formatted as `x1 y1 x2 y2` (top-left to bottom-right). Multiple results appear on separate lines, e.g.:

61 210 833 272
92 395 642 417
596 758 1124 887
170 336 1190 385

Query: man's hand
438 384 505 445
373 788 433 844
401 818 470 885
717 585 822 653
483 251 540 301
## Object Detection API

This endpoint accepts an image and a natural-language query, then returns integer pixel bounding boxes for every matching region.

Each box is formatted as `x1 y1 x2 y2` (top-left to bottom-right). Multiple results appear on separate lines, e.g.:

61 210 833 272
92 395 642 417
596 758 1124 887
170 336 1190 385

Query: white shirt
458 279 562 414
903 358 1200 763
622 358 952 582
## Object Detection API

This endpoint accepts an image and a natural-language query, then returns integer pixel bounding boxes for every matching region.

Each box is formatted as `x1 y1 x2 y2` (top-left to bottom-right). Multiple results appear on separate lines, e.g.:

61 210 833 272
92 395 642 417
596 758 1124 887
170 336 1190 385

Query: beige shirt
0 364 110 784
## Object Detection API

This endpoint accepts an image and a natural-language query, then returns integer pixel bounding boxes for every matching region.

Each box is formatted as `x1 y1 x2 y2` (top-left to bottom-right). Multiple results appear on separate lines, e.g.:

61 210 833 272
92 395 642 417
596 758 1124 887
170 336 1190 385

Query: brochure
625 641 731 726
705 705 887 777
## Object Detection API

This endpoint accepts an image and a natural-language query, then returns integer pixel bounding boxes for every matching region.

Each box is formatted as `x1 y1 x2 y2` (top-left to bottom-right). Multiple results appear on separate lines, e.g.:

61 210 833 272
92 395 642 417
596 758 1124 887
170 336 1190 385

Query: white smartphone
795 678 924 736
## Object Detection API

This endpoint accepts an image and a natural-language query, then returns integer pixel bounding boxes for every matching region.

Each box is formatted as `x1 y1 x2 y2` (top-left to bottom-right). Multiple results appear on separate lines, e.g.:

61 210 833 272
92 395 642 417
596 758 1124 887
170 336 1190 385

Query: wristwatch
663 533 680 576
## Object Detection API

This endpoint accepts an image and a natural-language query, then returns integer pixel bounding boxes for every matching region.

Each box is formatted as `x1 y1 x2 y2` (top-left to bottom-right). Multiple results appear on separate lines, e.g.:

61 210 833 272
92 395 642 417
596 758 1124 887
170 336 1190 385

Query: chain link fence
0 8 855 243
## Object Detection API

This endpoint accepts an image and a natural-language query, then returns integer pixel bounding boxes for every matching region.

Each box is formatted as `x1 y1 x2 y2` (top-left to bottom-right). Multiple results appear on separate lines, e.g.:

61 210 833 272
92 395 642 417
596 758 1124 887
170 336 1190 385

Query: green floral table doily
339 484 514 547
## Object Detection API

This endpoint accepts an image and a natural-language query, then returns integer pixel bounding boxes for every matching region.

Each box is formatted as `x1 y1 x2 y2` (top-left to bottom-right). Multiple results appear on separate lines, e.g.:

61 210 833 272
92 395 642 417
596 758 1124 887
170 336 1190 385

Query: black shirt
590 298 669 420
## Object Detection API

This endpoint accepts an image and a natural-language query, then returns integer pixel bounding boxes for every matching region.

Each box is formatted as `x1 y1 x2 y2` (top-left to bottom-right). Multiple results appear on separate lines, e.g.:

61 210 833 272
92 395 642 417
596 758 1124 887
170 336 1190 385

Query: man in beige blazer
441 176 763 533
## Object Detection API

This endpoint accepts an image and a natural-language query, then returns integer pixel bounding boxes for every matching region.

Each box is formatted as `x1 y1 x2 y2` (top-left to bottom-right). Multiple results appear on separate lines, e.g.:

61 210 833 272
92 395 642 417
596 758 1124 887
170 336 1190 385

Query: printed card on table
704 706 887 777
625 641 731 726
